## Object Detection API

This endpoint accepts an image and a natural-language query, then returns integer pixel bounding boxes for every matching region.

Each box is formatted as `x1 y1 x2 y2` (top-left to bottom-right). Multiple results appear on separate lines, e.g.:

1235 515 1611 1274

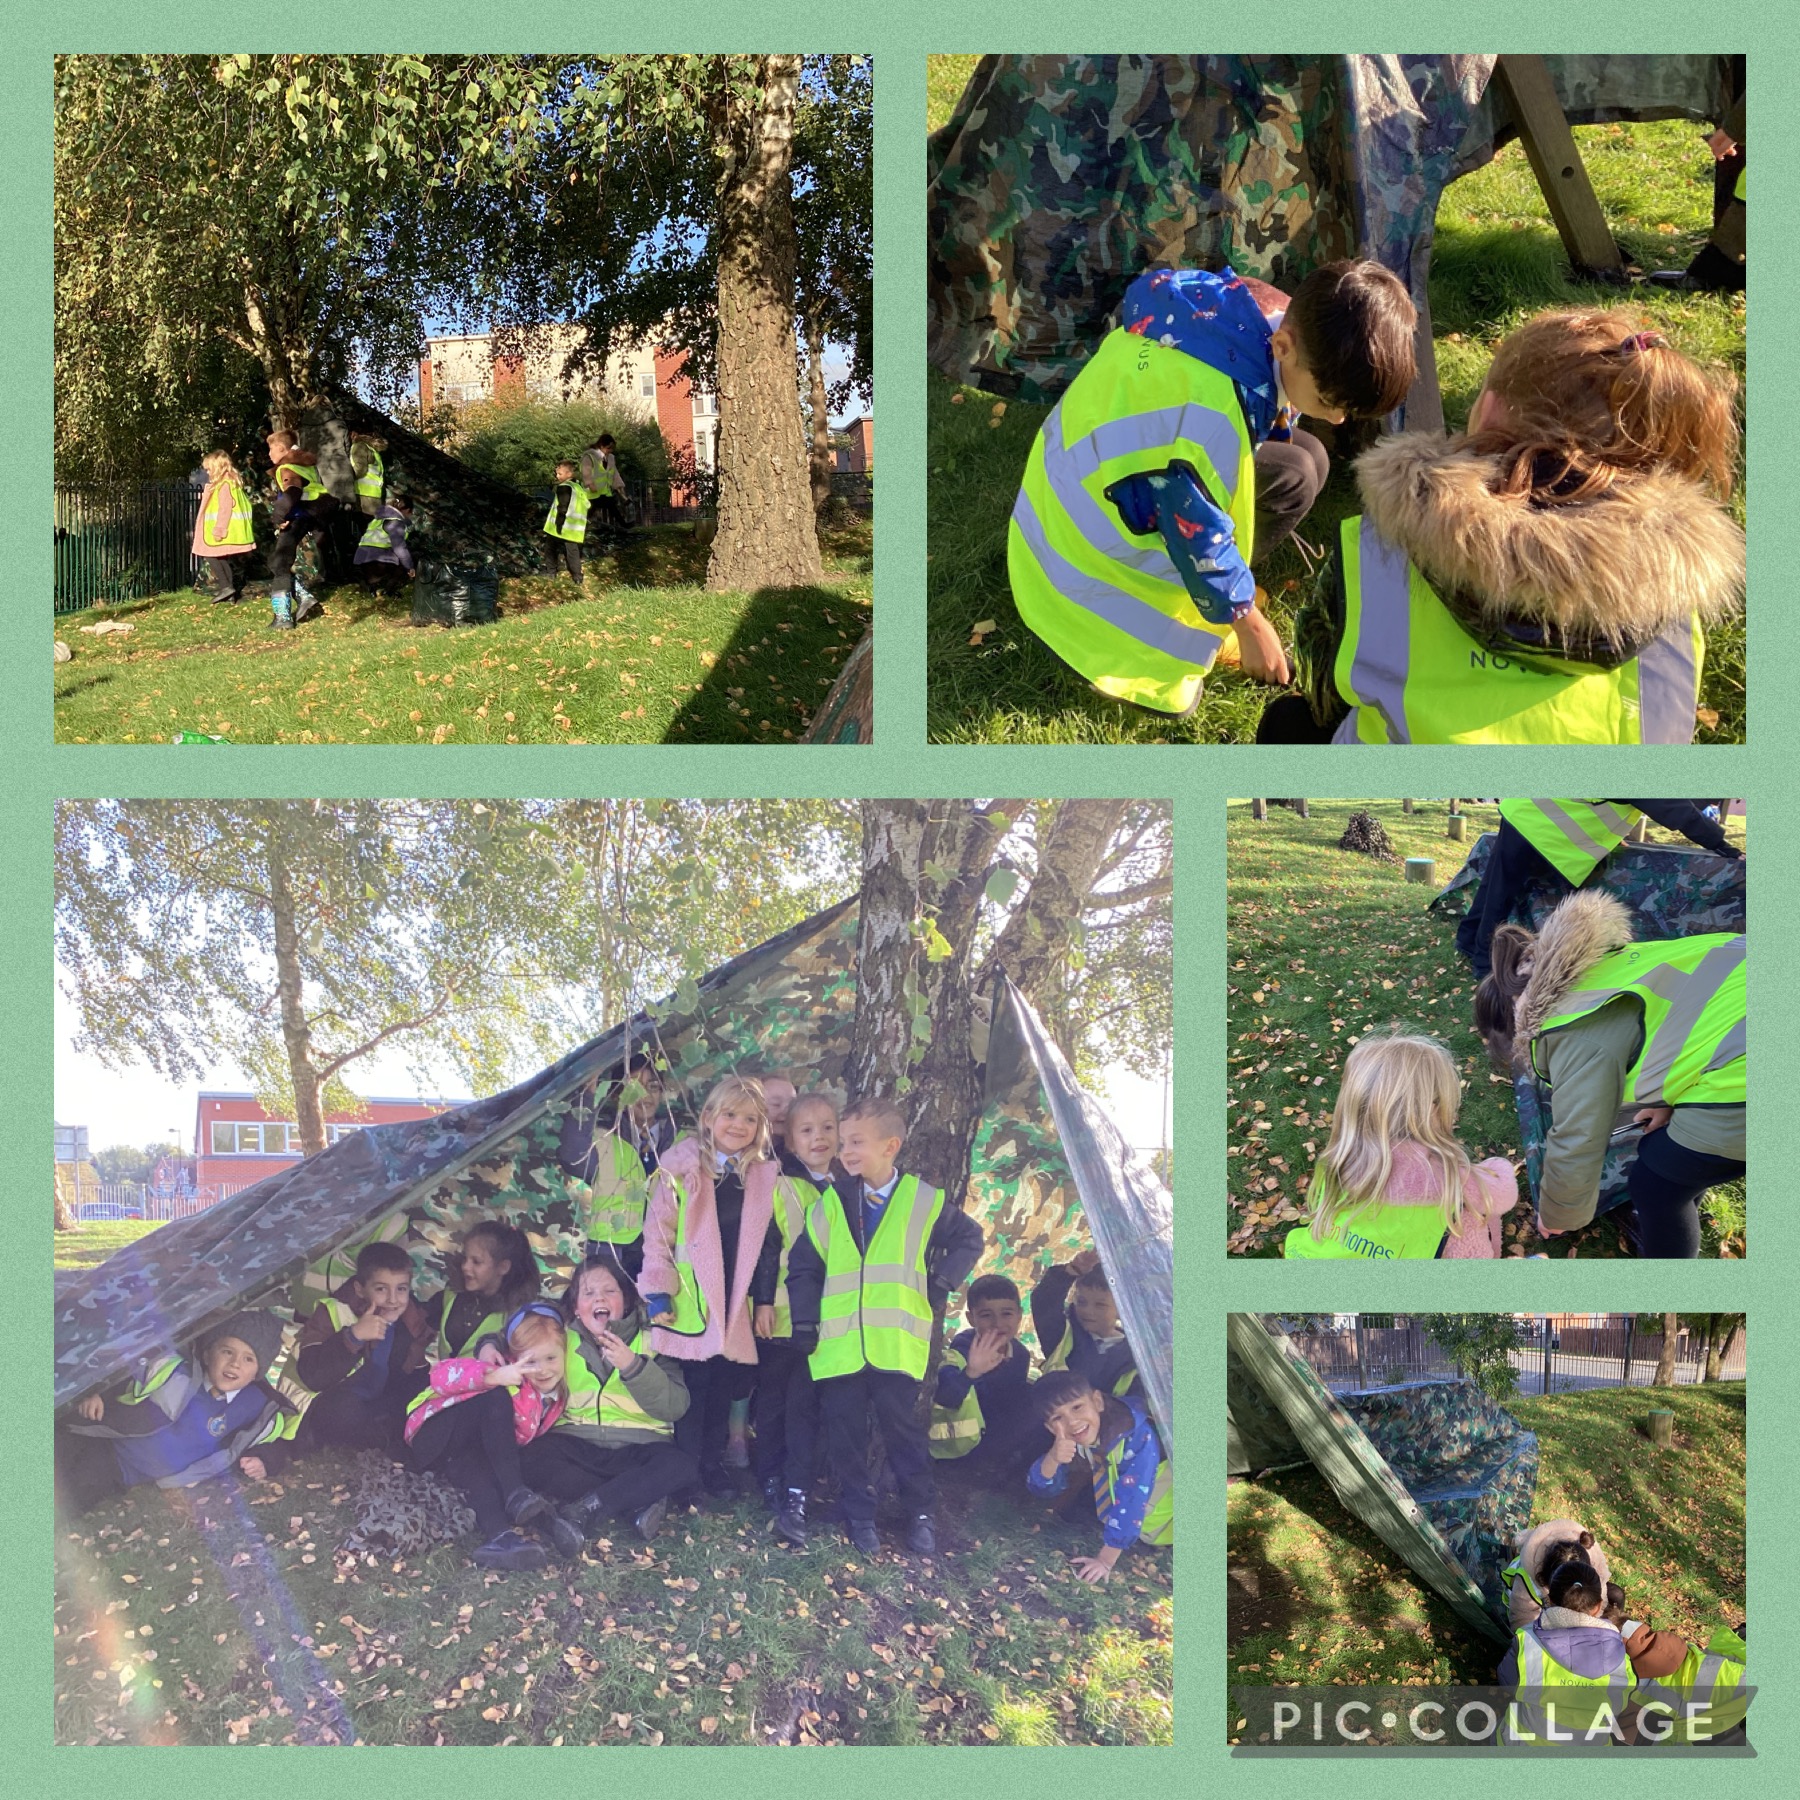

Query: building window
639 370 657 399
211 1121 294 1155
326 1123 365 1144
692 391 718 419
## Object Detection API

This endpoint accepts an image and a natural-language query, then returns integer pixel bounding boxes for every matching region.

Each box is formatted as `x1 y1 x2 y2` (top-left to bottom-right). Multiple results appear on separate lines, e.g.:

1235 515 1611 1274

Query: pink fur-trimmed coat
640 1135 777 1365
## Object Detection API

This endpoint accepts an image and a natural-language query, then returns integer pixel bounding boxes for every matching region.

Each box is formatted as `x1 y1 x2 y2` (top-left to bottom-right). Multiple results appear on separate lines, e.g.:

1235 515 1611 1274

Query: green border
9 6 1793 1790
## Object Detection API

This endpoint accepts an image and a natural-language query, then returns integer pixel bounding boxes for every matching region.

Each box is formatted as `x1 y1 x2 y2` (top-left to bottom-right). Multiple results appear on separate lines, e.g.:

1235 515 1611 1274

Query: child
1009 259 1416 715
1264 310 1743 745
426 1221 541 1360
578 1113 651 1279
349 429 387 517
293 1241 432 1454
616 1053 676 1174
1504 1521 1614 1628
56 1311 297 1515
759 1073 798 1137
582 433 627 541
1498 1559 1632 1744
267 469 318 630
1027 1368 1172 1582
543 460 589 582
352 491 416 593
1611 1596 1749 1746
640 1075 783 1503
266 430 336 612
518 1253 696 1544
785 1097 985 1555
404 1300 572 1570
755 1091 839 1542
1286 1034 1518 1260
191 451 257 604
930 1273 1037 1479
1032 1251 1139 1396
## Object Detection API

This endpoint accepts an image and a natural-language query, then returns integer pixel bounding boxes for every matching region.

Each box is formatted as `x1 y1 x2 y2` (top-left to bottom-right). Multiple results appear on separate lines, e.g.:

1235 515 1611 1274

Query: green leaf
984 867 1020 907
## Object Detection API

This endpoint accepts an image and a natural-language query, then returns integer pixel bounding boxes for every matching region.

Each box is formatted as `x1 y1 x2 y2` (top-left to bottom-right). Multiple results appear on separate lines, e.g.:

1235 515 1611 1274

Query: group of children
190 428 414 630
1497 1518 1748 1745
57 1070 1172 1584
542 435 628 584
1012 257 1743 746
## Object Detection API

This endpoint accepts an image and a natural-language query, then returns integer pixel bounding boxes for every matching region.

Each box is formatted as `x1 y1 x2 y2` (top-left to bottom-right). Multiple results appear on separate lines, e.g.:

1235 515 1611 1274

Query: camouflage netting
1338 810 1397 860
55 904 1172 1421
1228 1315 1535 1639
927 54 1733 405
339 1452 477 1558
1430 834 1746 1215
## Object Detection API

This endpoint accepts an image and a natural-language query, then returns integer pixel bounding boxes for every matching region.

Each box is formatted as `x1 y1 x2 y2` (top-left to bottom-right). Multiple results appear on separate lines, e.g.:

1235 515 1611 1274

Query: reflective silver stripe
853 1308 933 1333
1589 802 1636 838
1535 800 1620 869
1635 941 1744 1099
1057 400 1245 504
1708 1016 1746 1070
1343 520 1415 743
1012 486 1224 668
1519 1633 1548 1685
1634 621 1701 743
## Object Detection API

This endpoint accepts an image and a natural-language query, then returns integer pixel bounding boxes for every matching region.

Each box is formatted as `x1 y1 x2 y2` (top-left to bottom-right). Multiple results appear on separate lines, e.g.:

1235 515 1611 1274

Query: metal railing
64 1178 253 1224
55 480 203 615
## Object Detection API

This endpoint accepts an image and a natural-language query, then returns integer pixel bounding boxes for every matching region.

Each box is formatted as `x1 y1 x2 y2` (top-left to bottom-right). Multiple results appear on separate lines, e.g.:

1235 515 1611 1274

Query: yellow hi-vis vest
1285 1198 1448 1261
354 446 384 504
358 511 405 551
1041 1326 1141 1394
650 1168 716 1340
581 448 618 497
1007 326 1255 714
1497 800 1643 887
434 1291 506 1360
1735 167 1746 203
1088 1420 1174 1546
1502 1555 1546 1610
544 482 590 542
1331 515 1704 744
1530 935 1746 1108
579 1130 649 1248
928 1345 985 1458
768 1171 821 1339
1632 1627 1749 1743
1506 1625 1632 1744
274 460 329 502
202 479 256 547
559 1326 670 1437
806 1175 944 1380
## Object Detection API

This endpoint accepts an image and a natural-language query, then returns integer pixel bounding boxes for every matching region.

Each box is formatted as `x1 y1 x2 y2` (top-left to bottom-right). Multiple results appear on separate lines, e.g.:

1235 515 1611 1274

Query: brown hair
841 1096 907 1142
1471 309 1738 505
698 1075 773 1168
1546 1560 1605 1615
1285 259 1418 418
1474 925 1537 1063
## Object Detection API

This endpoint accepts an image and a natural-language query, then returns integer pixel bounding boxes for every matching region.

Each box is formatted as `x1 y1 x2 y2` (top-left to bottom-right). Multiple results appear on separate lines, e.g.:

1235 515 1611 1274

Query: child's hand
1232 604 1291 686
593 1326 640 1371
77 1394 105 1422
1070 1555 1113 1585
350 1309 394 1344
486 1360 530 1389
476 1342 506 1368
966 1329 1010 1379
1633 1106 1674 1135
1069 1249 1101 1276
238 1456 267 1482
753 1304 777 1340
1046 1430 1078 1470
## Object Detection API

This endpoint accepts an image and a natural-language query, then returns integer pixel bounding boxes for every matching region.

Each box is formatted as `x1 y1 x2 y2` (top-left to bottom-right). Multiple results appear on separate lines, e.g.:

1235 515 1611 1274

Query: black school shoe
845 1520 880 1555
504 1486 553 1528
634 1497 667 1541
774 1490 809 1547
542 1508 587 1560
700 1464 740 1500
905 1514 937 1556
472 1530 549 1571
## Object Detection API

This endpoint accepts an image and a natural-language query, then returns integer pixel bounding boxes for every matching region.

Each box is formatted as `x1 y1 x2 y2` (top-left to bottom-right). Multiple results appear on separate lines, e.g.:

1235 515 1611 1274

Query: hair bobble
1617 331 1668 354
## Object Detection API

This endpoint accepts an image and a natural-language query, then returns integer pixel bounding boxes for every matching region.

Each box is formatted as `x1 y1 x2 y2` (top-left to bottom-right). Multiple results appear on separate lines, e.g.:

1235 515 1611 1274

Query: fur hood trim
1356 434 1744 647
1513 891 1636 1057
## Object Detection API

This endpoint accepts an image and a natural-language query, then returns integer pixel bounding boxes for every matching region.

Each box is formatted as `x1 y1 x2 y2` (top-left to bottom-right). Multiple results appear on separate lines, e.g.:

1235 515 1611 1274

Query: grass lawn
54 1457 1171 1746
53 521 871 747
54 1219 166 1270
1227 1379 1746 1729
925 107 1746 745
1225 800 1747 1259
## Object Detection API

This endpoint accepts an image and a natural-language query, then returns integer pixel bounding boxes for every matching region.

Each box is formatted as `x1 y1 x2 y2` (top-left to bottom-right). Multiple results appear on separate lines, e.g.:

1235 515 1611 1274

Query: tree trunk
1705 1316 1742 1381
984 800 1127 1059
266 823 328 1156
54 1168 75 1233
706 54 823 592
804 306 834 519
1652 1312 1680 1386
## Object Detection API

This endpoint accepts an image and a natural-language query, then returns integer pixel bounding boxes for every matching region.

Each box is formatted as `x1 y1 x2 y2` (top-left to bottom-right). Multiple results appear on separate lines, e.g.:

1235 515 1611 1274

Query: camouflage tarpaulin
984 981 1173 1446
56 903 1156 1411
1429 833 1746 1215
927 54 1728 405
1227 1315 1533 1640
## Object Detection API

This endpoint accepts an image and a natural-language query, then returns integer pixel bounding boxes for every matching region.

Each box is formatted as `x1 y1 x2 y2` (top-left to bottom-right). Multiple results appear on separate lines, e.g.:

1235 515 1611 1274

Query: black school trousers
1251 431 1330 562
816 1368 934 1527
752 1336 820 1491
519 1433 697 1521
674 1354 754 1481
1628 1128 1747 1260
406 1389 526 1539
295 1382 417 1457
1454 820 1570 978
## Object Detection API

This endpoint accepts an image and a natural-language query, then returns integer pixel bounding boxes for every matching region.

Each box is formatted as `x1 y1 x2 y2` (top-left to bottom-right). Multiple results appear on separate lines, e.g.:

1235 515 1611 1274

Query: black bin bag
411 558 499 627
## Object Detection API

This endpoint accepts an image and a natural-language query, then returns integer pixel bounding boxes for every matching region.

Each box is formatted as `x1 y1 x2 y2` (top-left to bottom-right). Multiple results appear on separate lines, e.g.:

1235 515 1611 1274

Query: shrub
454 397 670 497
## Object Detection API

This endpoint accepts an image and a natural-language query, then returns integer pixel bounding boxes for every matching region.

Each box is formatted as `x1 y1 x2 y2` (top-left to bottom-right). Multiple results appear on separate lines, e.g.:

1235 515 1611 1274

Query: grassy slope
54 1220 165 1269
54 1460 1171 1747
926 116 1746 745
1225 800 1747 1259
1227 1379 1746 1727
54 521 871 747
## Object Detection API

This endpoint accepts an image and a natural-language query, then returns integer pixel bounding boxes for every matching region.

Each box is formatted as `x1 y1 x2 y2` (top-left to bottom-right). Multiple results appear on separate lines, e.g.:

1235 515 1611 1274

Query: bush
454 397 670 497
1416 1313 1526 1399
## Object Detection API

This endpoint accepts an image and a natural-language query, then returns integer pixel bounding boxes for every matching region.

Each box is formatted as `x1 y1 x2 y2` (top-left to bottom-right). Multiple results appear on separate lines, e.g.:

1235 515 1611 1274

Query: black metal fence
55 480 202 615
1290 1316 1746 1397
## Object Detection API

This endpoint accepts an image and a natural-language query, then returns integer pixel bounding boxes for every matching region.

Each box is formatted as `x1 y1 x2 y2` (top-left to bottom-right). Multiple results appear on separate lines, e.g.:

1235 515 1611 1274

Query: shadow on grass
663 582 863 745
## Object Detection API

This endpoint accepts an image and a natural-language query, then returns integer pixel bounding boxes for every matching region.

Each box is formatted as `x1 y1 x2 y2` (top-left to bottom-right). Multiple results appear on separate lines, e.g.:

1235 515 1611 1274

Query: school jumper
292 1282 433 1452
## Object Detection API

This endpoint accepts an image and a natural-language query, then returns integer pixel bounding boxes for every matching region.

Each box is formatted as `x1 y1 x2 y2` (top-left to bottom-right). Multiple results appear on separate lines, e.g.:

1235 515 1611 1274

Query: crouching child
56 1310 299 1515
1028 1368 1173 1583
930 1273 1038 1481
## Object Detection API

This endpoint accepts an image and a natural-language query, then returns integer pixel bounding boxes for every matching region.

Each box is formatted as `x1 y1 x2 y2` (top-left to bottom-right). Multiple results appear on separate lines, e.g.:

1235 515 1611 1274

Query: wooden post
1401 799 1414 814
1294 799 1308 819
1447 815 1468 841
1492 56 1625 278
1646 1409 1674 1446
1628 815 1649 843
1621 1316 1635 1389
1404 857 1436 884
1252 798 1268 821
1401 275 1445 433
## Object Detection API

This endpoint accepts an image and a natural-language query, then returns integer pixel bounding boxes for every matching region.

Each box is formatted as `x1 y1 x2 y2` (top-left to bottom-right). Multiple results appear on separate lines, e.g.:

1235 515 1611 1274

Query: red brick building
836 414 873 472
193 1091 457 1192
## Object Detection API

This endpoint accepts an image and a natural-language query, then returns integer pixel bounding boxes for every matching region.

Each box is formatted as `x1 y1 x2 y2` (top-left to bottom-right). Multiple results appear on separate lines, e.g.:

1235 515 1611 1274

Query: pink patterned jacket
401 1356 564 1445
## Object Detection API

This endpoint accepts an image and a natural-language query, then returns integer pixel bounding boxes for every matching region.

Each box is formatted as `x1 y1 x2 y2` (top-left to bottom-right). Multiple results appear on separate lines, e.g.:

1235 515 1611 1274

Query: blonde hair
506 1308 568 1406
698 1075 773 1170
202 450 242 486
1470 308 1739 504
1304 1035 1471 1243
